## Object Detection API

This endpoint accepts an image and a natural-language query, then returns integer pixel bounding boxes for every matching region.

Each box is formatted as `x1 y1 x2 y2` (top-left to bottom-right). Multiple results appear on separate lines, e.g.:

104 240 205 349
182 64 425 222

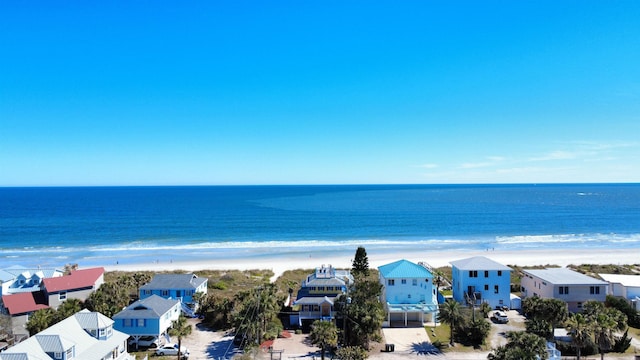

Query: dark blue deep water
1 184 639 267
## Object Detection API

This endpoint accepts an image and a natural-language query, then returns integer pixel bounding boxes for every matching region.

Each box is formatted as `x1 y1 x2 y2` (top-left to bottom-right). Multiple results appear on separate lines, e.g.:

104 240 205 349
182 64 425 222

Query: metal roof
450 256 512 271
378 259 432 279
598 273 640 287
523 268 608 285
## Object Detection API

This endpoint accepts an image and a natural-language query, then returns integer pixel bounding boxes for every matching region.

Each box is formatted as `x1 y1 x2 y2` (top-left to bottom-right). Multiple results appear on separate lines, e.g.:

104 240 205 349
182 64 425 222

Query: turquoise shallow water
1 184 639 268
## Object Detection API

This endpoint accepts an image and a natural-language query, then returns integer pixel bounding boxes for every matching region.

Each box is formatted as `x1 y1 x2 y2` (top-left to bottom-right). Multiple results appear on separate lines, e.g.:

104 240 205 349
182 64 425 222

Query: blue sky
1 1 639 186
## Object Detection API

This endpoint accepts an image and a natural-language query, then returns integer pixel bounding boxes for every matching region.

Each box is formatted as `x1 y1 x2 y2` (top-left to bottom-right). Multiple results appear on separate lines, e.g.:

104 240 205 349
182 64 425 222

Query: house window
401 279 407 285
494 285 499 294
54 352 62 359
412 279 417 286
484 285 489 291
499 300 504 305
144 290 151 295
469 271 478 278
137 319 145 327
66 348 73 358
100 328 105 337
484 271 489 278
497 271 502 276
590 286 600 294
559 286 569 295
59 291 67 300
388 279 395 286
124 319 132 327
407 294 411 299
161 290 169 297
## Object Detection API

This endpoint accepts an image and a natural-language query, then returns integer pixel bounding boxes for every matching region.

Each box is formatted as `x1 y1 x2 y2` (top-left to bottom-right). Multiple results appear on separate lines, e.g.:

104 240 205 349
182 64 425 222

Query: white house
450 256 512 309
0 265 63 297
0 309 133 360
521 268 608 312
378 259 437 326
598 273 640 310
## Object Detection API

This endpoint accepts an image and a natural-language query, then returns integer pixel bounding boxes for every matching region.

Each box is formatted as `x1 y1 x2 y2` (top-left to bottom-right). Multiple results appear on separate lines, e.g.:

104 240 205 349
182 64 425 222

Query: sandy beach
102 247 640 278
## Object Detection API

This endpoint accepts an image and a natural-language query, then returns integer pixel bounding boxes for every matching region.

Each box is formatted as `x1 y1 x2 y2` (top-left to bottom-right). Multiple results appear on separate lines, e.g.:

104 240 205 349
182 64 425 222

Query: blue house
139 274 208 314
378 259 438 326
113 294 181 348
450 256 512 309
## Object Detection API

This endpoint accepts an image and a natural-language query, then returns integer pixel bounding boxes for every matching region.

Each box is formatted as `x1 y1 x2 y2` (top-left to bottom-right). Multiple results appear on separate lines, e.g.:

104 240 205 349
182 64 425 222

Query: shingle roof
450 256 512 271
524 268 608 285
1 292 49 315
42 267 104 293
113 295 180 320
294 296 335 306
140 274 207 290
378 260 432 279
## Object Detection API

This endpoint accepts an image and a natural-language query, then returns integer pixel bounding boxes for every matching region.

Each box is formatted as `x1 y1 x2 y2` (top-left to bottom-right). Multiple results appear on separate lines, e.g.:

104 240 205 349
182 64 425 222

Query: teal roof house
450 256 512 309
378 259 437 327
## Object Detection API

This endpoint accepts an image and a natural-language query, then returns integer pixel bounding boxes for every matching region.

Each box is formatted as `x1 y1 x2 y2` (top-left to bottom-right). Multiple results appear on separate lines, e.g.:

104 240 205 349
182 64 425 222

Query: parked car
128 335 161 348
491 311 509 324
155 343 189 358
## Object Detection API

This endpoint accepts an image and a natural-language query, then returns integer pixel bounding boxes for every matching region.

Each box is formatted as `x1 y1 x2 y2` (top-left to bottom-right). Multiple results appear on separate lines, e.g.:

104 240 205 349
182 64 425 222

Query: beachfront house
378 259 438 327
521 268 608 312
597 273 640 310
139 273 208 315
450 256 512 309
292 264 353 330
0 309 133 360
42 267 105 309
113 294 181 348
0 265 64 297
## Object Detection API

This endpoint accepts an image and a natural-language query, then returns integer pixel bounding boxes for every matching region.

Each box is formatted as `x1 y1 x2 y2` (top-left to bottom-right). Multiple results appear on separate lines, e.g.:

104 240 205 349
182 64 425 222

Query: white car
155 343 189 358
491 311 509 324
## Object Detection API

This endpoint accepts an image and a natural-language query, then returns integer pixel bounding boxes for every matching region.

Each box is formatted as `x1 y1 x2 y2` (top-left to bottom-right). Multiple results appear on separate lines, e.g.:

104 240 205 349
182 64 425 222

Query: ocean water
0 184 639 268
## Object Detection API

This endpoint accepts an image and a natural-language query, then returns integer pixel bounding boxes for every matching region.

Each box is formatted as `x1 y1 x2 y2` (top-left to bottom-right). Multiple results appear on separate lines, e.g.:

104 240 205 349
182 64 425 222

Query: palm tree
566 313 591 360
438 299 462 346
26 308 55 335
488 331 548 360
54 298 83 323
593 312 616 360
169 315 192 360
309 320 338 360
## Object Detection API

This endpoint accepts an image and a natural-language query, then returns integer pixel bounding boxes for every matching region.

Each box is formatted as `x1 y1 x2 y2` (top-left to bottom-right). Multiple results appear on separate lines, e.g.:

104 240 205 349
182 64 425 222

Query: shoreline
102 247 640 280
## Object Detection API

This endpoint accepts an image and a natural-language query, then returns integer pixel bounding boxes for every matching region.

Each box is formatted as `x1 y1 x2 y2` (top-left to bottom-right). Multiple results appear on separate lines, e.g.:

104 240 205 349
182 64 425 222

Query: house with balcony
42 267 105 309
139 273 208 315
0 265 64 297
450 256 512 309
598 273 640 310
0 309 133 360
113 294 181 348
521 267 608 312
291 264 353 329
378 259 437 327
